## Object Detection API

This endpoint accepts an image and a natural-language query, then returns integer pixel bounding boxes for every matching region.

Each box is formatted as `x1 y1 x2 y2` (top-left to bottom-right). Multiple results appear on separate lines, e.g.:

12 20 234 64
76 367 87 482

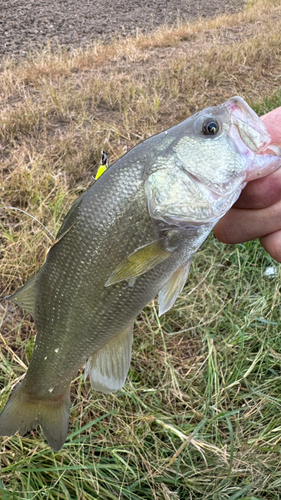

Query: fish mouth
226 96 271 153
226 96 281 180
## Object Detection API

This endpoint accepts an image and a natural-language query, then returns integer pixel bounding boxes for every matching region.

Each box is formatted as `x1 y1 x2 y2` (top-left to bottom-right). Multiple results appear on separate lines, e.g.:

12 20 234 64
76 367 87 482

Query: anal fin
158 259 191 316
105 240 171 287
84 322 134 393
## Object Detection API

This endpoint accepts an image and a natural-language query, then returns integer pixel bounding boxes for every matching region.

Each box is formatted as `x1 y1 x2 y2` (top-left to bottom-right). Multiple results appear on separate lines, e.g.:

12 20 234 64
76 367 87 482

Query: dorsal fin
56 192 84 239
47 221 77 256
6 273 39 317
84 322 134 393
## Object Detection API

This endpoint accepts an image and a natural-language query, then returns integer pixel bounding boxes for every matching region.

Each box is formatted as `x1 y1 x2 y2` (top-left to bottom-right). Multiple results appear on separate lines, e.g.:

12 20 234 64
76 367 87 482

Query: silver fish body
1 96 280 450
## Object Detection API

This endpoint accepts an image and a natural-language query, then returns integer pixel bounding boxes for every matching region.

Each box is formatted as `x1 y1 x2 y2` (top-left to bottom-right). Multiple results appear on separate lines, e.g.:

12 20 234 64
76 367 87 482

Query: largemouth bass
1 96 280 451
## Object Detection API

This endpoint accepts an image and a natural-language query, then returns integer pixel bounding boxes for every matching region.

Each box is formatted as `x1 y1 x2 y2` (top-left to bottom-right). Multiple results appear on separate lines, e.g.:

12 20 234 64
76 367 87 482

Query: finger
235 167 281 209
234 109 281 210
214 200 281 244
260 230 281 263
261 107 281 146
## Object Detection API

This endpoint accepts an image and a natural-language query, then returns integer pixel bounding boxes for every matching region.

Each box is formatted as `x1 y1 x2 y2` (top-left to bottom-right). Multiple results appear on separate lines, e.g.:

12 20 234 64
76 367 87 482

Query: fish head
146 96 281 227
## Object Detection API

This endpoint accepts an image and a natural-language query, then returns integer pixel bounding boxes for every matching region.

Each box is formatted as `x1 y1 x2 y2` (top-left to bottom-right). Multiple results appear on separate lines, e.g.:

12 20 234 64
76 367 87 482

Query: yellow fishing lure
95 150 109 180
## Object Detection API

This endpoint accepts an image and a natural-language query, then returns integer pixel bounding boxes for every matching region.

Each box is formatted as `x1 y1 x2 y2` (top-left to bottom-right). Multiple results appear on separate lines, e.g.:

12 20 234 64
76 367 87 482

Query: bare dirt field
0 0 245 58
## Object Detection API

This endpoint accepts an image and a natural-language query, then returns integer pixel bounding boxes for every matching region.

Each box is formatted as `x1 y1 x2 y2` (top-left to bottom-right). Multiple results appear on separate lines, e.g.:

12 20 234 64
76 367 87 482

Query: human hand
214 106 281 262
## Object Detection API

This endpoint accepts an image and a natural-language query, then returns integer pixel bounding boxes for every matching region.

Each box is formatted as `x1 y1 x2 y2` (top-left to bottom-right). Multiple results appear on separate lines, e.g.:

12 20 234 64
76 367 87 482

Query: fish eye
202 118 220 136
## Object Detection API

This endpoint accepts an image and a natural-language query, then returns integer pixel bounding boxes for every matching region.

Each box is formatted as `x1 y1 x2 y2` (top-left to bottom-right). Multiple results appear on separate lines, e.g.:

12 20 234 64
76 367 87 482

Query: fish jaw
226 96 281 181
226 96 271 153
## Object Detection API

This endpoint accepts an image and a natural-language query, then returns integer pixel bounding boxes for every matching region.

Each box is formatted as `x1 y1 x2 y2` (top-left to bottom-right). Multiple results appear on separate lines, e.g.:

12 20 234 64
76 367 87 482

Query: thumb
261 106 281 147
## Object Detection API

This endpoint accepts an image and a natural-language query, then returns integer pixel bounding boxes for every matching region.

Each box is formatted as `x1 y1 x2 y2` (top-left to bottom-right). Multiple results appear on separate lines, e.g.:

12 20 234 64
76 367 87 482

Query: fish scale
23 160 155 392
1 96 281 451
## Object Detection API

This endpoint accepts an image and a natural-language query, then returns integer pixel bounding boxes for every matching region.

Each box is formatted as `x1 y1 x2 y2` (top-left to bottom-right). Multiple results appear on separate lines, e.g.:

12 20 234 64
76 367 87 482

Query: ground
0 0 245 58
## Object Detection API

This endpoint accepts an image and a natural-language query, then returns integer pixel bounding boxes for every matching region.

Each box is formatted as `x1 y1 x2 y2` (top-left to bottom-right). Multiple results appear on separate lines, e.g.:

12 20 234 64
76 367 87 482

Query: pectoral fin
105 240 171 287
158 259 191 316
6 273 39 317
84 322 134 393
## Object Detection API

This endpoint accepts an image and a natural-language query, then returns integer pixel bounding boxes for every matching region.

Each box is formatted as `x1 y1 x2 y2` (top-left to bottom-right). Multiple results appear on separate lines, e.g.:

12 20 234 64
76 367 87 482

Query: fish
1 96 280 451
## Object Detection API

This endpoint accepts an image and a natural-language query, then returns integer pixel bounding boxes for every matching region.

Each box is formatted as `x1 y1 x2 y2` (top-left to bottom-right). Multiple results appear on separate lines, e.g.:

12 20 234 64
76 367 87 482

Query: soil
0 0 245 59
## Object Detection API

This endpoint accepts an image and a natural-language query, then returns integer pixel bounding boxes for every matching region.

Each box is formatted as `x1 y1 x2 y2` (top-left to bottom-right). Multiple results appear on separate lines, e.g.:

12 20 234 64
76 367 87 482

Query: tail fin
0 383 70 451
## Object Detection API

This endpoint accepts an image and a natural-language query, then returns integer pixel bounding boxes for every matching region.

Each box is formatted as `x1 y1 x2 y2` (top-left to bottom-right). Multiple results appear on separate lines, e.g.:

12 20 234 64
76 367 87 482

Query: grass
1 0 281 497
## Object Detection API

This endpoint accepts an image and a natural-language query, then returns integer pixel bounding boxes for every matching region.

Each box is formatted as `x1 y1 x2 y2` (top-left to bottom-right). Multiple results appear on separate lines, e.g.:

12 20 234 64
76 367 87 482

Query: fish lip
225 96 271 154
225 97 281 181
